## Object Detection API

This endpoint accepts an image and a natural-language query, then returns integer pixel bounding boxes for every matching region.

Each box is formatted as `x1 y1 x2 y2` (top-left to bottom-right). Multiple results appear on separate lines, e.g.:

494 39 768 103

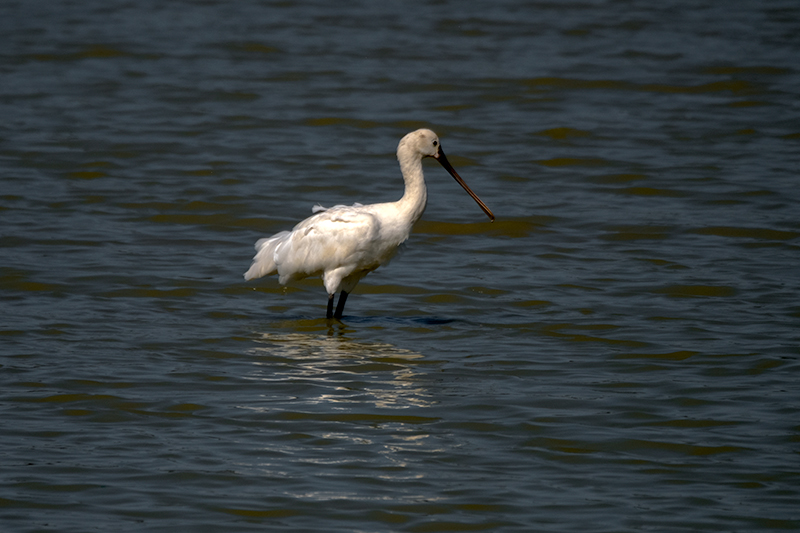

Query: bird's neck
396 150 428 225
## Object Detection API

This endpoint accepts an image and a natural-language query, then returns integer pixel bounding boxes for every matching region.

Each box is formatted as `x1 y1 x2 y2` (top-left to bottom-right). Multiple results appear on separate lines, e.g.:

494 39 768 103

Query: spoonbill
244 128 494 319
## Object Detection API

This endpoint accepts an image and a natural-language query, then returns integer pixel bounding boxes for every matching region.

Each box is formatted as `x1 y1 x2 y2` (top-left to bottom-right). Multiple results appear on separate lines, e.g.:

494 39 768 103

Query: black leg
326 294 334 319
333 290 349 320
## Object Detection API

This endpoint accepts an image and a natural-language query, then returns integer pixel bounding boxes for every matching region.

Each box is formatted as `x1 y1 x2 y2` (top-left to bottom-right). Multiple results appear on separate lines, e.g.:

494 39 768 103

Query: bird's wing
312 202 363 213
274 206 382 283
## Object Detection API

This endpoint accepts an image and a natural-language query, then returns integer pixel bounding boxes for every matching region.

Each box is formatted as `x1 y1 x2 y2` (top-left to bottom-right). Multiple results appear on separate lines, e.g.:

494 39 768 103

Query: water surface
2 1 799 531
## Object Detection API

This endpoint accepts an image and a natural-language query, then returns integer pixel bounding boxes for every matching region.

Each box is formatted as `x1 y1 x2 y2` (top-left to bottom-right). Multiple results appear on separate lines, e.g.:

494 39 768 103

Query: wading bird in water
244 128 494 319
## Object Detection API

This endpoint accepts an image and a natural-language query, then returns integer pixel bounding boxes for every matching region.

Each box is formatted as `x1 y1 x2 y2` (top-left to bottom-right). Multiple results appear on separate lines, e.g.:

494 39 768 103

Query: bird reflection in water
248 332 433 410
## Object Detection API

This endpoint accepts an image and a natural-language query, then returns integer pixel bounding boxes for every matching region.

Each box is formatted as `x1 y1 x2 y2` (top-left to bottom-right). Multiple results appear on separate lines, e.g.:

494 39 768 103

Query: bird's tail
243 231 291 280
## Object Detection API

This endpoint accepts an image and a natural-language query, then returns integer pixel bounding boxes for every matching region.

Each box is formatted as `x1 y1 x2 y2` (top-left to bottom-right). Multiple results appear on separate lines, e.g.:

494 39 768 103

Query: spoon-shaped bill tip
435 149 495 222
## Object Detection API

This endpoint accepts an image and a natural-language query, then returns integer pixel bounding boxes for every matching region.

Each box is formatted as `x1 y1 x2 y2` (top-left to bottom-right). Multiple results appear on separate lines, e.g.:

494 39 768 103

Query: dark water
2 1 799 531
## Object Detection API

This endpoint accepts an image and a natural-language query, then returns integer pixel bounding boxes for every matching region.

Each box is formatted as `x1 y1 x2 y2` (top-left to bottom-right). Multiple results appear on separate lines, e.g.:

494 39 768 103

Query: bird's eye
432 140 438 147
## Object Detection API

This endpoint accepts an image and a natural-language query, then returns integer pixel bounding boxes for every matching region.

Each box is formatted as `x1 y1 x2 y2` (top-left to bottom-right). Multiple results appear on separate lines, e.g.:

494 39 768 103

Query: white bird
244 128 494 319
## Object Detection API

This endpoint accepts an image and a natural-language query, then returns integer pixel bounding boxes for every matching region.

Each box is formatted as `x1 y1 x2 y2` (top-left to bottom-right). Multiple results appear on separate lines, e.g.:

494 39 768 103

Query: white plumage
244 128 494 319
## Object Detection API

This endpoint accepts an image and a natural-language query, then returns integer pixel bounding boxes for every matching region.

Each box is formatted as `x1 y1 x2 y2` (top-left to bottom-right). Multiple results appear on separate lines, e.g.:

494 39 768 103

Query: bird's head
397 128 494 222
399 128 441 159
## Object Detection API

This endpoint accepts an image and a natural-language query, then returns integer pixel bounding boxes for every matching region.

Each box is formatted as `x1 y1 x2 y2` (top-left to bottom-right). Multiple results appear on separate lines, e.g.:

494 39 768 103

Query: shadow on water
261 314 458 334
